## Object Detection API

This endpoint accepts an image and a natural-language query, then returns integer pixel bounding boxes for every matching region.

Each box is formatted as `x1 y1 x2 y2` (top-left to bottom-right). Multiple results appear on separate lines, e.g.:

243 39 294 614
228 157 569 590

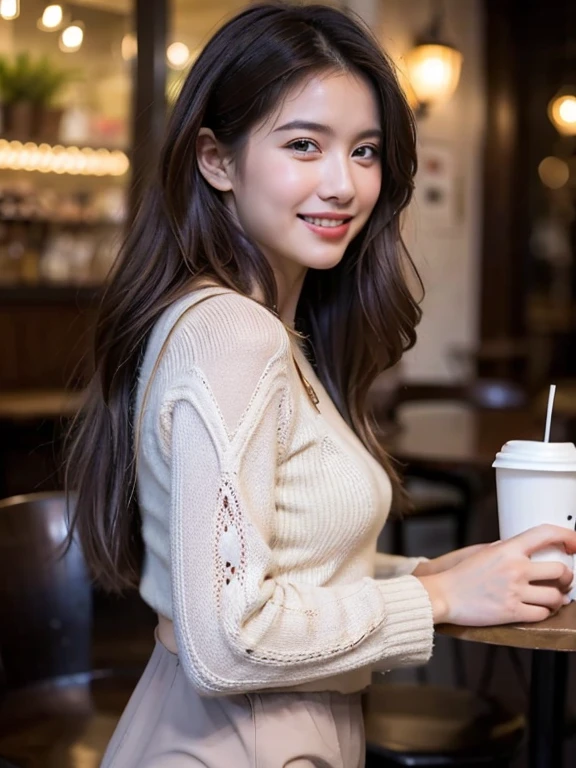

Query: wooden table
390 404 575 766
0 390 84 421
438 604 576 768
390 403 543 471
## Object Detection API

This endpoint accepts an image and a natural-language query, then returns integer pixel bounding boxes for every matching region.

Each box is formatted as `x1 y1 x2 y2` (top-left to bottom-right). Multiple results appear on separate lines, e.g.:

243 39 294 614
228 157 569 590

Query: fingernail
564 596 571 605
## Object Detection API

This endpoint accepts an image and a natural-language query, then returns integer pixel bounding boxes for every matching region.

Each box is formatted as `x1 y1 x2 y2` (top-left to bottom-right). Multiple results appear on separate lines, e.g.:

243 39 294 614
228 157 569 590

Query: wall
349 0 486 382
0 15 13 54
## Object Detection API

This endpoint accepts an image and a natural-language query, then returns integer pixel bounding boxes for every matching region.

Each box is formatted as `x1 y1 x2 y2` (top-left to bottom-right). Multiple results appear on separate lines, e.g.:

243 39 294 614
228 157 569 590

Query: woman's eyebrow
273 120 382 141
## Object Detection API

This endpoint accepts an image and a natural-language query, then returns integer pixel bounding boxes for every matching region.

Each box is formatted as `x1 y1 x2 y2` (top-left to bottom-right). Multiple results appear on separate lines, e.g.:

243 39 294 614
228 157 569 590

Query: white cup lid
493 440 576 471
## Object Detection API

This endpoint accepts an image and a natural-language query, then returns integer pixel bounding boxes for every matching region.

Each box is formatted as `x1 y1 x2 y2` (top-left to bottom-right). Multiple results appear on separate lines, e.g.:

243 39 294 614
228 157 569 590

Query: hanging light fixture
37 4 66 31
547 4 576 137
548 86 576 137
404 1 463 118
59 20 84 52
121 32 137 62
167 42 191 70
0 0 19 20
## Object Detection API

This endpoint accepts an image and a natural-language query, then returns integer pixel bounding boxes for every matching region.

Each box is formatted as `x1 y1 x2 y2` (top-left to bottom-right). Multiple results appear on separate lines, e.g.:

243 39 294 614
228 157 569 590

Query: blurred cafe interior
1 0 576 767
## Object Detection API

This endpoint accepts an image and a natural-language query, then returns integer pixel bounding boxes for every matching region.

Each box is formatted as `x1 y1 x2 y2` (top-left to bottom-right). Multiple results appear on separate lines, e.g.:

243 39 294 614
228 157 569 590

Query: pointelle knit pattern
135 286 434 696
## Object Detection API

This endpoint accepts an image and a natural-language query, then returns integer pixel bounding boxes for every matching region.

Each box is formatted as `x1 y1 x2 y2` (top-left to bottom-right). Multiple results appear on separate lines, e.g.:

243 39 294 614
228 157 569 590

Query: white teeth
301 216 348 228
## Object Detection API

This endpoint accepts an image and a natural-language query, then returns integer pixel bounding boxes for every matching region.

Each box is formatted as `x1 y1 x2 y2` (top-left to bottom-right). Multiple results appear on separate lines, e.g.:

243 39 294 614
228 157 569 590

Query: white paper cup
493 440 576 601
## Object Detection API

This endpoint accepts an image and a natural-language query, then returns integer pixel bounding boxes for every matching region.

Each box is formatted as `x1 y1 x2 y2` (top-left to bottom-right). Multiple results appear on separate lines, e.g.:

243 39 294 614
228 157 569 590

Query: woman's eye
287 139 318 154
354 145 379 159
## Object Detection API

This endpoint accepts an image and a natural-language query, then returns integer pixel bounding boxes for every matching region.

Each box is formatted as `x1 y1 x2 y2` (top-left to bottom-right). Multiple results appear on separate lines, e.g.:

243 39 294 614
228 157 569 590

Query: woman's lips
297 215 352 240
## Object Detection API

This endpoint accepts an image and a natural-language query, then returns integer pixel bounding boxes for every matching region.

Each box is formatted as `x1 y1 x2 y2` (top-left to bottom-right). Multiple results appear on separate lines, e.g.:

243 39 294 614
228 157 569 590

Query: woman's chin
297 246 348 271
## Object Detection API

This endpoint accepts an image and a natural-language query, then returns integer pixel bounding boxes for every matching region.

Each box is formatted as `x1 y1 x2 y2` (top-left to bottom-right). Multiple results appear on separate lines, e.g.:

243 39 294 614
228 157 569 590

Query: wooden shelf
0 389 84 421
0 284 103 304
1 215 120 226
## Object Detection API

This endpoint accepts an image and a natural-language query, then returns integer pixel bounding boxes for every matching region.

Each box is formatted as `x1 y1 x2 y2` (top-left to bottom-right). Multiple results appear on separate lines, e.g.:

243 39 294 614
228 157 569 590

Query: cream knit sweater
135 286 434 697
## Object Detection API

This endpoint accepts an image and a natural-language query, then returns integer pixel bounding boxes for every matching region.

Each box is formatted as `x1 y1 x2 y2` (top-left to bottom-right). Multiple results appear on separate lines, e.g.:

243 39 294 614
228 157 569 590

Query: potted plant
0 52 37 139
29 56 78 142
0 54 77 142
0 56 6 134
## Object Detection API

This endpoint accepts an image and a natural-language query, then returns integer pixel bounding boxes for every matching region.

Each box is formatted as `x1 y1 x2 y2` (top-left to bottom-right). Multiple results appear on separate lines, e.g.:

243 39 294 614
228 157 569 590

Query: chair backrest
392 379 528 411
467 378 528 409
0 492 92 689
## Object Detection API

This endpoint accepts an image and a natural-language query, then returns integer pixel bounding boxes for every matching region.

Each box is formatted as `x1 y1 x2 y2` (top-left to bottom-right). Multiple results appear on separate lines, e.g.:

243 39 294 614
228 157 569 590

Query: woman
65 3 576 766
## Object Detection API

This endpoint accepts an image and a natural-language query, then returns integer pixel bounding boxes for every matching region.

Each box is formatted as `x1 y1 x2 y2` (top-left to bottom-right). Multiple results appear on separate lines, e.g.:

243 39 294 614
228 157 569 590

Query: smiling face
203 69 383 290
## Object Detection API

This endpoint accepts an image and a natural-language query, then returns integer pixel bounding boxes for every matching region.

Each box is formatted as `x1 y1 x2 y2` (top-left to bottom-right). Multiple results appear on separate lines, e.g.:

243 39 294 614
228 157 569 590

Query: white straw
544 384 556 443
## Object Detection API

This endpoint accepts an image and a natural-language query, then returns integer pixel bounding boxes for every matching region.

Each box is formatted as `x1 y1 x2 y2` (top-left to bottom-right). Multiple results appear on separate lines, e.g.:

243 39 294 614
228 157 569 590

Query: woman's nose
318 155 355 203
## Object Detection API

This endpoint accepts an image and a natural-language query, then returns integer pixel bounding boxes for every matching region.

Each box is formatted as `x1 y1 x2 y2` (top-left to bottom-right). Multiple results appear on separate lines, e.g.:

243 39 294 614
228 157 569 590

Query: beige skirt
100 632 365 767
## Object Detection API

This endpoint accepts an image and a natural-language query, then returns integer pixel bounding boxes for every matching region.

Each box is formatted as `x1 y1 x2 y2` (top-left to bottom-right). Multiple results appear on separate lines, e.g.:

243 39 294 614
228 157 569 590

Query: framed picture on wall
413 140 459 231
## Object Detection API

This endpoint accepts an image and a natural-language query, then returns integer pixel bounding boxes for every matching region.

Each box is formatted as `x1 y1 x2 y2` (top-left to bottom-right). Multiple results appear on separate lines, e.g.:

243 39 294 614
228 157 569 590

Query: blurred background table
390 404 544 472
438 603 576 768
0 390 83 421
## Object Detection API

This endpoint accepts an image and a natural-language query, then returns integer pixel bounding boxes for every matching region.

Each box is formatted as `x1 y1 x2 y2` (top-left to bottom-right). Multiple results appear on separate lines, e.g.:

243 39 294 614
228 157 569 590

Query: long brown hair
64 1 423 593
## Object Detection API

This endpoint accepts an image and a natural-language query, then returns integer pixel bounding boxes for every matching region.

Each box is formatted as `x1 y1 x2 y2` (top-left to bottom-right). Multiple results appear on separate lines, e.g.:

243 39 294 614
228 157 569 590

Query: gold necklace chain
293 359 320 410
291 351 320 412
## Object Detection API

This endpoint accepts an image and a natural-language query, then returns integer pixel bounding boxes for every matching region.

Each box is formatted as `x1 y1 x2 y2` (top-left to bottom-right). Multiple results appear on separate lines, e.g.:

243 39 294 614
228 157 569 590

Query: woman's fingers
514 524 576 556
521 585 567 611
516 604 553 624
527 560 574 589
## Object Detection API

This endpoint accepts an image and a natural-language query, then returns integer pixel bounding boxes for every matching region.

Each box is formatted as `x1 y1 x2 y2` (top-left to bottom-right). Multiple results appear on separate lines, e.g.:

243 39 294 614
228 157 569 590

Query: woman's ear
196 128 234 192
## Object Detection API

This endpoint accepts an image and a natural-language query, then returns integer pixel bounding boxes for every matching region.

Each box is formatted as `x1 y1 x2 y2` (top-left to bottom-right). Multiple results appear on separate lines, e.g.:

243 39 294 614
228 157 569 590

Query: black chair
450 337 550 397
0 653 17 768
364 682 525 767
0 492 139 767
387 379 529 559
0 492 91 690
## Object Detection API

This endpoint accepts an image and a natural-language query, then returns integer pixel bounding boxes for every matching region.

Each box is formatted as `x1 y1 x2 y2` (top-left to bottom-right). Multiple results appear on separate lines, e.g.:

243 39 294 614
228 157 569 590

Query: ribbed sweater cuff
374 574 434 669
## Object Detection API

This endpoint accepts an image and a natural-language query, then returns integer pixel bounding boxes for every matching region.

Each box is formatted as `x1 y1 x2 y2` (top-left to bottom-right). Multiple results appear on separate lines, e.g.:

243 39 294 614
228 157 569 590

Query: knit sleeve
161 306 434 695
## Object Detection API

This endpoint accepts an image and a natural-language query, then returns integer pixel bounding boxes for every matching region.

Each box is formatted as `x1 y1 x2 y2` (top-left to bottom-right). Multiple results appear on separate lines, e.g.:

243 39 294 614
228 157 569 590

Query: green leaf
0 53 80 106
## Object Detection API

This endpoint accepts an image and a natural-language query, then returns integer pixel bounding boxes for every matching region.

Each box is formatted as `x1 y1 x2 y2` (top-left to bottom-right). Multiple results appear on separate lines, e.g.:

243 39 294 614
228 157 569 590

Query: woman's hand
413 543 492 577
416 524 576 626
